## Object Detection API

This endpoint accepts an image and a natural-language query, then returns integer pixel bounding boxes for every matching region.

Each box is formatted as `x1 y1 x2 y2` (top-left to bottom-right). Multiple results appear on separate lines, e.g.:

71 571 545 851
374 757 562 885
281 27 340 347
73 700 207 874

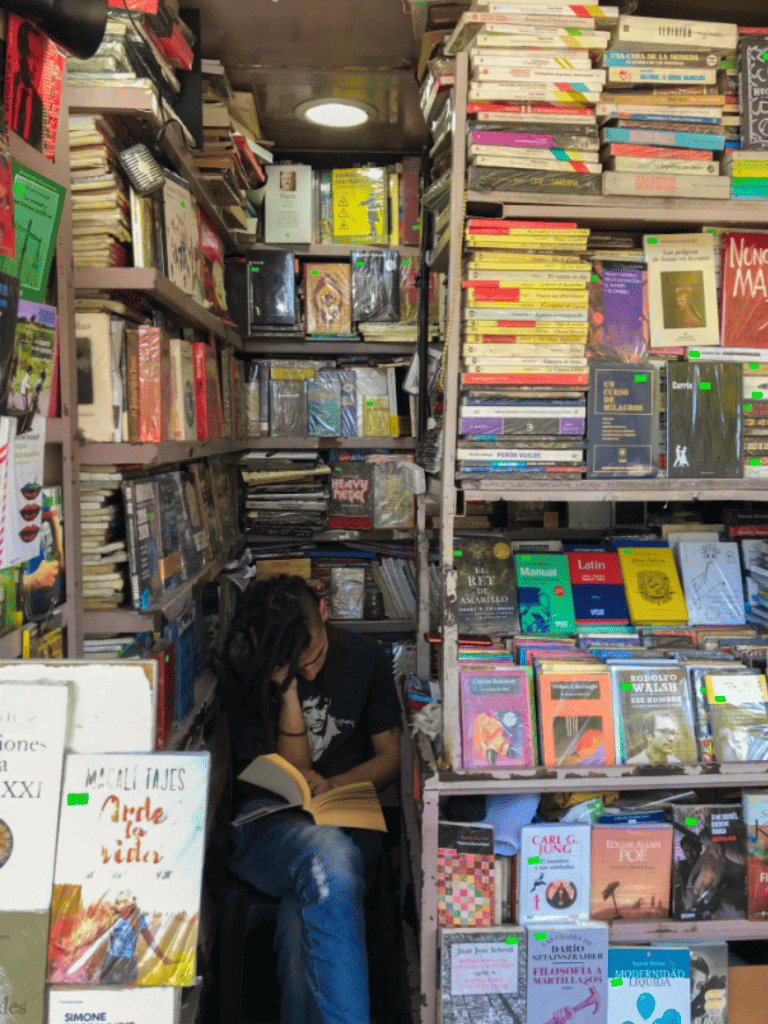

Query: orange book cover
137 326 170 443
535 664 616 767
590 825 673 921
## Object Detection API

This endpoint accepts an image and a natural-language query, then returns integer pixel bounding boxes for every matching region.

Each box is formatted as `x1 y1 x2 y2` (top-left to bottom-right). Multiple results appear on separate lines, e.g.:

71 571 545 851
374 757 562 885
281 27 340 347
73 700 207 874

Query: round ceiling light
296 99 376 128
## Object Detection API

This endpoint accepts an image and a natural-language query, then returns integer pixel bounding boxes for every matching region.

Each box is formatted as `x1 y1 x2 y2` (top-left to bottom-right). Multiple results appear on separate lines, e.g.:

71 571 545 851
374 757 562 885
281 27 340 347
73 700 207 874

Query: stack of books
598 14 737 198
69 117 130 268
446 0 615 197
242 453 331 537
79 469 129 611
724 150 768 198
457 217 590 481
726 28 768 195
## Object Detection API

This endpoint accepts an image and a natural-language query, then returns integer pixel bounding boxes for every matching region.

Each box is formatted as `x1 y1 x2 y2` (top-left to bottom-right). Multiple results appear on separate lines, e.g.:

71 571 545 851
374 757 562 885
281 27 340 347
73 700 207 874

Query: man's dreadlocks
214 574 323 749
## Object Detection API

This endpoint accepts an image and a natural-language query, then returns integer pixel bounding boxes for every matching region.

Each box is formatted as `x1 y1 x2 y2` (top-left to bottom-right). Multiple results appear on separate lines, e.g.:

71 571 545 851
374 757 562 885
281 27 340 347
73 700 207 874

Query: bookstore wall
9 0 768 1022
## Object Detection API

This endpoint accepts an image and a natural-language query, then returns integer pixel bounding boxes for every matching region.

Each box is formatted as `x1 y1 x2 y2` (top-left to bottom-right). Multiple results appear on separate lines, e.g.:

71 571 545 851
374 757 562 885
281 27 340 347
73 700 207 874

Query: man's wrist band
280 728 308 737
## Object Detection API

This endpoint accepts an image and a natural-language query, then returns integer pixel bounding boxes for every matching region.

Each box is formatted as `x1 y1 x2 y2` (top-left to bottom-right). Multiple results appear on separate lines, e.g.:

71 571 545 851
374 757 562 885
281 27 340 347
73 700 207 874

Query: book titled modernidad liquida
527 923 609 1024
515 552 577 634
48 753 209 987
608 947 691 1024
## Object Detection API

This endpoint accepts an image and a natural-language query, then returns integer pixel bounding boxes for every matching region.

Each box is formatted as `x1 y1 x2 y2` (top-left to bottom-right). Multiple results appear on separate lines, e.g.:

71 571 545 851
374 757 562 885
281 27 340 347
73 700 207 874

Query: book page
238 753 311 807
310 783 387 832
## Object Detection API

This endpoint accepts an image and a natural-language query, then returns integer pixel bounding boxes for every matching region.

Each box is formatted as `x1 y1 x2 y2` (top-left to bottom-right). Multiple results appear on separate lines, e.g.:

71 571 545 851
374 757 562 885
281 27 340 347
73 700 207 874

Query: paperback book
515 552 577 634
671 804 746 920
567 551 630 624
666 362 742 479
527 923 608 1024
456 538 520 635
586 364 659 478
743 791 768 920
608 947 691 1024
535 664 616 767
48 752 209 986
438 821 495 928
704 672 768 761
643 233 719 350
612 662 698 763
459 666 537 769
439 927 527 1024
678 541 745 625
518 823 591 924
0 912 49 1024
590 825 673 920
720 232 768 348
48 986 180 1024
617 546 689 625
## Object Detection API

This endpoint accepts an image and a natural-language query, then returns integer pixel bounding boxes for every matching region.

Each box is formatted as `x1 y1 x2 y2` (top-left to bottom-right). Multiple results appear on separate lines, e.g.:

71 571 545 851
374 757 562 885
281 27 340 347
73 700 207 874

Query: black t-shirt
222 625 403 804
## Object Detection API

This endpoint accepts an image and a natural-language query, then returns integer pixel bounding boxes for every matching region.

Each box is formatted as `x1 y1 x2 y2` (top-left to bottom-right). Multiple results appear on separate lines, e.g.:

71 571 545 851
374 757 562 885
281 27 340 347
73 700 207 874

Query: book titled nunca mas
48 753 209 988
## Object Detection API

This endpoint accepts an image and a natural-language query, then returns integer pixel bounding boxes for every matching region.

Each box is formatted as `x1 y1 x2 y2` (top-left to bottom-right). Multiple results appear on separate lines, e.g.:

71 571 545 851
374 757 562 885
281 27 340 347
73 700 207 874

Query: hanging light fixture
295 98 377 128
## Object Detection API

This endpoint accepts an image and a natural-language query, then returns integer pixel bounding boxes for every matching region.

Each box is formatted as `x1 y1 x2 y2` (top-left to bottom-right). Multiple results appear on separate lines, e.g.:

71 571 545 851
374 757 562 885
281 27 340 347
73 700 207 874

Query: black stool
218 874 281 1024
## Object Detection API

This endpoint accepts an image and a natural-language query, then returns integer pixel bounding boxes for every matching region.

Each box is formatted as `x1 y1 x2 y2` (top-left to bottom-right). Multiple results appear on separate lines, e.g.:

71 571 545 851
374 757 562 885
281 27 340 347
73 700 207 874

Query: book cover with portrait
3 14 65 161
671 804 746 921
48 753 209 987
611 662 698 764
644 233 719 349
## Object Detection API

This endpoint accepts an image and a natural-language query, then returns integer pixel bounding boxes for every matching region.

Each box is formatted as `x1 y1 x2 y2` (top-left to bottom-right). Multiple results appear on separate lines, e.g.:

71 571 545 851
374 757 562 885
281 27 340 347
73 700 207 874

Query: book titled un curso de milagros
234 753 387 832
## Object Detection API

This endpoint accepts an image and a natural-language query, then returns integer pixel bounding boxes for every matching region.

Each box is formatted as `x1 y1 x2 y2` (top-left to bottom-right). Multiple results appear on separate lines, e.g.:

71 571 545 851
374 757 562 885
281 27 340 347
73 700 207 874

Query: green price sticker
611 979 623 988
181 201 186 208
521 554 532 560
715 695 726 702
701 687 707 695
534 933 547 940
689 350 700 358
762 50 768 60
453 550 463 557
356 261 365 267
403 259 410 266
745 404 754 412
699 382 712 390
685 817 697 827
334 466 342 471
366 400 374 406
506 936 519 945
250 267 260 272
12 182 24 196
412 224 419 231
706 228 717 235
528 856 540 864
67 793 88 806
754 392 764 399
750 363 761 369
620 682 632 691
312 270 319 275
624 549 633 554
591 274 599 281
751 459 762 466
634 374 647 383
646 237 658 245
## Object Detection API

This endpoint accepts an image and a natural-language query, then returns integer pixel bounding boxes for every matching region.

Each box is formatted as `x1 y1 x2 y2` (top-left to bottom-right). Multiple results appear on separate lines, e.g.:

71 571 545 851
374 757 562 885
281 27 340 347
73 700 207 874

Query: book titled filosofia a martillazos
47 753 208 988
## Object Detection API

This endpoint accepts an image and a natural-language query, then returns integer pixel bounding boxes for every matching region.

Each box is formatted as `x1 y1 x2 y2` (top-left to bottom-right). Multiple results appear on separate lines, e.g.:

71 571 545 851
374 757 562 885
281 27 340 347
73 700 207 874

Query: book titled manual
608 947 691 1024
518 823 591 924
644 233 719 349
527 923 609 1024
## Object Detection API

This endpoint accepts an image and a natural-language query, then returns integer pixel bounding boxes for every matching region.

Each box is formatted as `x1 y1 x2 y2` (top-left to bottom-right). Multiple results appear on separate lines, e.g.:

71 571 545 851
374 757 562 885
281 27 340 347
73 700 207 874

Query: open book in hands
232 753 387 832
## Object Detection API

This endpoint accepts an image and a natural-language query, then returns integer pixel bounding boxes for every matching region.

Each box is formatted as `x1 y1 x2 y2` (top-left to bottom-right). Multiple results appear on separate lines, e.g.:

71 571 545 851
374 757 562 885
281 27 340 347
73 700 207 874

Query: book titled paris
518 824 591 925
608 947 691 1024
527 923 608 1024
47 753 209 988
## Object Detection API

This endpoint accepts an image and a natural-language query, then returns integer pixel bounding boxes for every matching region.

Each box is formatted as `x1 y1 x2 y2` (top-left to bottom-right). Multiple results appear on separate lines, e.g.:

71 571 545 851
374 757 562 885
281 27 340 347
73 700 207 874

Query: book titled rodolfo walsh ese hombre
48 753 209 988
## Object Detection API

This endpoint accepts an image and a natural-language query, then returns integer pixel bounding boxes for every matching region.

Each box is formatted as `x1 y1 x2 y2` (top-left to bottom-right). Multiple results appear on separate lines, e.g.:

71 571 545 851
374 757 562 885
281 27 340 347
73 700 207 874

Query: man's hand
298 768 331 797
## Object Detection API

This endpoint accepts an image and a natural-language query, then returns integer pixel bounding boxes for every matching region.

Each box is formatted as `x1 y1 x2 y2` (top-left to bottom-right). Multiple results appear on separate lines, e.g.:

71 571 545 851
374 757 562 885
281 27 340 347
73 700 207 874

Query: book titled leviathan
527 923 609 1024
666 362 742 479
587 364 659 478
515 552 577 634
439 927 527 1024
608 947 691 1024
518 823 591 924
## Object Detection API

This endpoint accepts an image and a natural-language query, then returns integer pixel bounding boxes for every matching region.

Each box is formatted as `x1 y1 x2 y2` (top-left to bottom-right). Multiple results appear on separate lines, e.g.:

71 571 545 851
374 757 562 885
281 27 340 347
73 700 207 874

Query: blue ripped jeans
230 801 381 1024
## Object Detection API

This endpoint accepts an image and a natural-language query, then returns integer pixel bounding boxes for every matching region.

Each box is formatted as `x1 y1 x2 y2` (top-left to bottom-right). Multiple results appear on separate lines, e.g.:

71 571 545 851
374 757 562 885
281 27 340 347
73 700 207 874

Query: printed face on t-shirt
296 624 329 682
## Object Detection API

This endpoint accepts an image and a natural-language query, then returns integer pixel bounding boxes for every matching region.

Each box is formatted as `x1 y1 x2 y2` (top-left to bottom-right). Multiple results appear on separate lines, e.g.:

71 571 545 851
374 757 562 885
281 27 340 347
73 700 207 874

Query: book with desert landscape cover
234 753 386 832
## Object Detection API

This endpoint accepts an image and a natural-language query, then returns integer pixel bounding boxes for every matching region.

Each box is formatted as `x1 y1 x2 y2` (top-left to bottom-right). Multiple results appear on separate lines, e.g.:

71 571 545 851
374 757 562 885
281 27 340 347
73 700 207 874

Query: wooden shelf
242 340 417 355
329 619 416 632
45 418 67 444
73 268 242 347
459 478 768 503
246 242 419 258
608 919 768 943
246 437 416 450
68 87 239 252
246 529 416 542
79 437 256 466
467 190 768 227
432 761 768 795
82 542 242 632
9 130 69 187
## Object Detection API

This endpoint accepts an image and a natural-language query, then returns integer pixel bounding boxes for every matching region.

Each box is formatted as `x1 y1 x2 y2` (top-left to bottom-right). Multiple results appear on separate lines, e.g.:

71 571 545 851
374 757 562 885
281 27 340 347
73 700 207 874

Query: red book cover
4 14 65 162
721 232 768 347
150 639 176 752
145 18 194 70
193 341 209 439
401 155 420 247
535 665 616 766
137 326 165 442
462 373 589 385
467 218 578 231
108 0 158 10
198 210 228 318
0 108 14 258
193 338 223 439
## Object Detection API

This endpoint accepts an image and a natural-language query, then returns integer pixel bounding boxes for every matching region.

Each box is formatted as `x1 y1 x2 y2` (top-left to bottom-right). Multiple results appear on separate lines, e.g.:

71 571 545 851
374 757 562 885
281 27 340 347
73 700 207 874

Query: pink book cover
468 129 583 148
460 666 536 769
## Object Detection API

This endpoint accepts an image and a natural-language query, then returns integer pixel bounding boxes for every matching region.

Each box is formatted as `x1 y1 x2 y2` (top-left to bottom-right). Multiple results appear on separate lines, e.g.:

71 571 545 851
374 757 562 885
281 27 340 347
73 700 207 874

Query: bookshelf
79 438 258 466
246 242 420 259
406 44 768 1024
242 341 417 355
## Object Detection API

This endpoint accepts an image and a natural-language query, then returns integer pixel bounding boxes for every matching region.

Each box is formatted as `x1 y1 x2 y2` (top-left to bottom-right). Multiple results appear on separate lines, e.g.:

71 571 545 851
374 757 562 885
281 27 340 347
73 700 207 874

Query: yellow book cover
332 167 388 245
468 253 587 266
466 295 590 309
388 172 399 246
618 547 689 625
704 673 768 761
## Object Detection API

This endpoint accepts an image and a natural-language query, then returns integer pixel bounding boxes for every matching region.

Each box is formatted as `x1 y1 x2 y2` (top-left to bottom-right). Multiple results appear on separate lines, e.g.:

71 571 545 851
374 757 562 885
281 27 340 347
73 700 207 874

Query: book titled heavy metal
527 923 608 1024
586 364 659 478
248 249 297 328
671 804 746 921
740 35 768 147
439 927 527 1024
327 462 374 529
611 662 698 763
0 912 49 1024
456 537 520 635
518 824 591 924
666 362 742 478
350 249 399 322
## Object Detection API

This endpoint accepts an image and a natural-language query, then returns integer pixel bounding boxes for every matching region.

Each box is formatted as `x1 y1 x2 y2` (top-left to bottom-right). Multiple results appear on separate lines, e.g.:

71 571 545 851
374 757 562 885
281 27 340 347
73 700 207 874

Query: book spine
602 170 731 198
462 372 589 384
154 651 167 751
601 127 724 149
125 329 140 444
608 156 718 174
121 480 142 610
137 327 162 443
401 155 420 246
616 17 736 48
603 49 722 67
193 342 208 439
219 347 233 439
129 189 145 266
601 142 712 158
469 130 599 149
606 67 717 85
386 365 400 438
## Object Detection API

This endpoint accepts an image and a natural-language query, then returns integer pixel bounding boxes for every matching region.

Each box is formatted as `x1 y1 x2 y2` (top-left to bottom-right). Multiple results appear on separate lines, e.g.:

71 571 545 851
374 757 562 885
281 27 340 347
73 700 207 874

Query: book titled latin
617 547 689 624
611 662 698 763
526 923 608 1024
567 551 630 624
518 823 591 924
438 821 495 928
590 825 673 920
743 791 768 920
460 666 537 769
48 753 209 986
671 804 745 920
0 683 68 911
439 927 527 1024
608 947 691 1024
48 986 180 1024
535 664 616 767
516 553 577 634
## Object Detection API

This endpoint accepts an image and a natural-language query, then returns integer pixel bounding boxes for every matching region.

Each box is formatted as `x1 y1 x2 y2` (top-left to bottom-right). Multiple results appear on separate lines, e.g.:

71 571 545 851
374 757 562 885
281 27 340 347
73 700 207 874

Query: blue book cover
164 604 196 723
586 364 659 478
608 947 691 1024
609 538 668 548
527 923 608 1024
602 126 724 150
